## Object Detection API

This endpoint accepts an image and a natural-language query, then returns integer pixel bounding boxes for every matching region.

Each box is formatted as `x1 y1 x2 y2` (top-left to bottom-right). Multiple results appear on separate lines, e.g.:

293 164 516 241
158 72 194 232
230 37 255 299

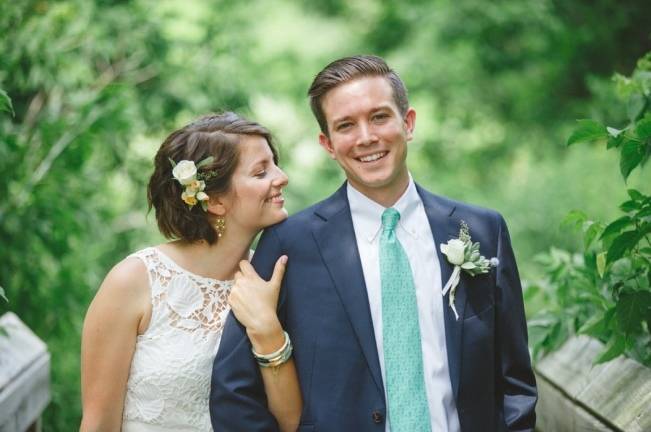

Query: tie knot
381 208 401 232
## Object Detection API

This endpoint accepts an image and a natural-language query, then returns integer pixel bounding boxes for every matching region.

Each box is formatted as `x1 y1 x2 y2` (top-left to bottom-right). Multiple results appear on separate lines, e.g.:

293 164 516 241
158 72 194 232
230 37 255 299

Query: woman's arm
228 257 302 432
80 258 150 432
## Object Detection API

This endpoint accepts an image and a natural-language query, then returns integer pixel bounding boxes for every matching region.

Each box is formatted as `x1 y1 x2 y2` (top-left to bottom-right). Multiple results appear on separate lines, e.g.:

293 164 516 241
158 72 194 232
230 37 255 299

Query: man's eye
373 113 389 121
337 122 352 131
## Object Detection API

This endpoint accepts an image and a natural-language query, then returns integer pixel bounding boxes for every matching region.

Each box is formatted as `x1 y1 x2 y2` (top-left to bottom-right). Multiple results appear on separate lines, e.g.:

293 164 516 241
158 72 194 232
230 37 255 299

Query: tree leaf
627 189 644 201
619 200 639 212
594 334 626 364
561 210 587 229
567 119 608 146
607 126 624 138
579 311 606 337
584 221 603 249
596 252 607 279
607 230 641 264
607 134 624 149
0 89 14 116
616 291 651 333
636 116 651 141
0 285 6 302
600 215 632 239
620 139 645 181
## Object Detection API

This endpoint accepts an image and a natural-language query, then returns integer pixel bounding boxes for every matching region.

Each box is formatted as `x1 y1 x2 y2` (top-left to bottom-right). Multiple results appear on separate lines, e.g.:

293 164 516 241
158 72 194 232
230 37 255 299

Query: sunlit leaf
636 116 651 140
627 189 644 201
616 291 651 333
620 139 645 180
0 89 13 116
594 334 626 364
619 200 639 212
596 252 607 279
600 215 632 239
607 126 624 138
567 119 608 146
561 210 588 229
607 230 641 264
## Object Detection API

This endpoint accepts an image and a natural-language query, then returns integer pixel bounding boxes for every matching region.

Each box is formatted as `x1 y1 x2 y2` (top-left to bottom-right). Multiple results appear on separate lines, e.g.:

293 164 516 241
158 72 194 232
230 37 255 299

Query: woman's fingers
238 260 258 278
270 255 288 288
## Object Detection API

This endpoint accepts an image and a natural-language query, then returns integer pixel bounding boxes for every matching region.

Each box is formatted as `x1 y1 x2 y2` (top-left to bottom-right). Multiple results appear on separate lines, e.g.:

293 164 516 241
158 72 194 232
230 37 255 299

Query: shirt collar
347 174 422 243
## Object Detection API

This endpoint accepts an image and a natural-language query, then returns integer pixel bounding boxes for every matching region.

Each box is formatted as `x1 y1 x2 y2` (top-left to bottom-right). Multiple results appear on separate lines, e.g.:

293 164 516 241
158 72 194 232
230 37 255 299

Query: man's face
318 76 415 205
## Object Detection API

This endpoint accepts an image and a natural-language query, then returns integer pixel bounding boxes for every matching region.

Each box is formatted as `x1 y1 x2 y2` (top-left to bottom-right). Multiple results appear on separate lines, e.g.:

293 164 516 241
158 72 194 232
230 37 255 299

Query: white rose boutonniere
440 221 499 320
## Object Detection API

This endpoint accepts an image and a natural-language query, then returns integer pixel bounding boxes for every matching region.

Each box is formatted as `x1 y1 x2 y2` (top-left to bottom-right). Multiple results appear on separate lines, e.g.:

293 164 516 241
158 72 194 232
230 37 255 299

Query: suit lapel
417 185 465 399
312 185 384 396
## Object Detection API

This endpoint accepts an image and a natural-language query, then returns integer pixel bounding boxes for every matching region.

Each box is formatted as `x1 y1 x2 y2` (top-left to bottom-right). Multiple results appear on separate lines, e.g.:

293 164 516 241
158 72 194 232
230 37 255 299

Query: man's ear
318 132 336 160
404 107 416 142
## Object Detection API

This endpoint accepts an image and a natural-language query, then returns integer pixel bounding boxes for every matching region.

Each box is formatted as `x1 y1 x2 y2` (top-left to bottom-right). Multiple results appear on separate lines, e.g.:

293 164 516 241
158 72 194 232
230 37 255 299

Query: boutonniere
440 221 499 320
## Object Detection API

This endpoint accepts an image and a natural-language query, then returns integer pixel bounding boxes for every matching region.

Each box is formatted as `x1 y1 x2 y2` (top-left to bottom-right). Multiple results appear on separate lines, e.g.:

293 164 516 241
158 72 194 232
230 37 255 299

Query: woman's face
221 135 289 235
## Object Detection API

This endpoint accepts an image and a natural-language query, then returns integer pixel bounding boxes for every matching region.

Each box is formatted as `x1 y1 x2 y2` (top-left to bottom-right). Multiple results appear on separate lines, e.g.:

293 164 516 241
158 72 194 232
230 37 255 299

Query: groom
211 55 537 431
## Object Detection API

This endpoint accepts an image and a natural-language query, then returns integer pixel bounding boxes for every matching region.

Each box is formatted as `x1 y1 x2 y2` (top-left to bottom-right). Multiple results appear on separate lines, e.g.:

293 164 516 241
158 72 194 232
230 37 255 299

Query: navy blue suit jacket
210 183 537 431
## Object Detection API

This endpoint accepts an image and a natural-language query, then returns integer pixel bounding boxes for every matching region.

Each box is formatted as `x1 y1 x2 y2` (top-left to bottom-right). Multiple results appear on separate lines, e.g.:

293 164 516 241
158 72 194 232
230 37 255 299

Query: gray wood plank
0 312 50 432
535 335 651 432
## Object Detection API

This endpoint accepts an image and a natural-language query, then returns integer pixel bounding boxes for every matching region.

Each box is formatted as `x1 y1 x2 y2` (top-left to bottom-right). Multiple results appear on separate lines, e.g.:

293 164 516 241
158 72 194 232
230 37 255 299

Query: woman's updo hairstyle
148 112 278 244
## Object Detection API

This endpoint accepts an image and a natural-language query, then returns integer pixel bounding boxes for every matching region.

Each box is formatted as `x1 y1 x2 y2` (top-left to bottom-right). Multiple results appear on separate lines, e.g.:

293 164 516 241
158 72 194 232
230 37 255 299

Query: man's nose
356 122 378 146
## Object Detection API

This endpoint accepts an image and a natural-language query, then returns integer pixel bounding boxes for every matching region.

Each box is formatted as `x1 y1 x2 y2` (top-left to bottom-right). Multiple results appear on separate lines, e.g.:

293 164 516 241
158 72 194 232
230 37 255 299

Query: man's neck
348 175 410 208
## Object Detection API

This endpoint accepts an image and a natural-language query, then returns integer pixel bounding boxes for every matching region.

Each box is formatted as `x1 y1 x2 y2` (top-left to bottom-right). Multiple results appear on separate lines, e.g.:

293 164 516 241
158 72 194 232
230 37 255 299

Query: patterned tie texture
380 208 431 432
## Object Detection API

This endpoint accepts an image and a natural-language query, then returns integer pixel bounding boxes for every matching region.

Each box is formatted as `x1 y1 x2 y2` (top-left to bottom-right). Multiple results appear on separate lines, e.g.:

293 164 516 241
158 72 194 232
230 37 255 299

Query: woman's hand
228 255 287 353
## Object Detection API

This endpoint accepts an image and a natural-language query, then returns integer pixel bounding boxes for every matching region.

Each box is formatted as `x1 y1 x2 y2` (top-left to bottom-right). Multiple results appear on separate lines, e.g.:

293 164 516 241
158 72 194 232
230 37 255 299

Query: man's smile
356 151 388 163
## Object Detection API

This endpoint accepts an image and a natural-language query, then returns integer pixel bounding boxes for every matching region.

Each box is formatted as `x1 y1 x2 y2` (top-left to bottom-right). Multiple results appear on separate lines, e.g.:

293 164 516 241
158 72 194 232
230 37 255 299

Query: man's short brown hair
307 55 409 135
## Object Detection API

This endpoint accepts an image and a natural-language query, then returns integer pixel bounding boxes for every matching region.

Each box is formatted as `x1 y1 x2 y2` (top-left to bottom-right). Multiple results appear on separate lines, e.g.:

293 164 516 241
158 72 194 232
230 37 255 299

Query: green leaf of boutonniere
196 156 215 168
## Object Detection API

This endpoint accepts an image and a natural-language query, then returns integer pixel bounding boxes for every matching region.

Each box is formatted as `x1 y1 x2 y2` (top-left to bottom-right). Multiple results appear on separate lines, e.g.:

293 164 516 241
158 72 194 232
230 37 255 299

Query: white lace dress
121 247 233 432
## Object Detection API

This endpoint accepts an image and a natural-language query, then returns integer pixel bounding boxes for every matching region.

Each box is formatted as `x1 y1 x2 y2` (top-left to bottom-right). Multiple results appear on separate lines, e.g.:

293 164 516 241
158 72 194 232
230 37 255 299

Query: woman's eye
255 171 267 178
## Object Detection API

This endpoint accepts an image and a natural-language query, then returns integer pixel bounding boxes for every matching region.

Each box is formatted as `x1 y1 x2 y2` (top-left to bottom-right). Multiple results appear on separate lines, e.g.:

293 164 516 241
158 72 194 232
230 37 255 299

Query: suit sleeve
495 215 538 431
209 228 284 432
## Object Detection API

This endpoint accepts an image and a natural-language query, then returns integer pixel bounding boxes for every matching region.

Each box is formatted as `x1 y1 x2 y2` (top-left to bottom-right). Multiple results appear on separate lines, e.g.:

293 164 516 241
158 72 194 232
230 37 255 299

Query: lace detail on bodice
122 247 233 431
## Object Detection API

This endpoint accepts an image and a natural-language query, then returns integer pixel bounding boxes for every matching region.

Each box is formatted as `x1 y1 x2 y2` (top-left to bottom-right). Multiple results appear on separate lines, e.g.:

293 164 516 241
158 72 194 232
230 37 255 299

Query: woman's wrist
247 320 284 354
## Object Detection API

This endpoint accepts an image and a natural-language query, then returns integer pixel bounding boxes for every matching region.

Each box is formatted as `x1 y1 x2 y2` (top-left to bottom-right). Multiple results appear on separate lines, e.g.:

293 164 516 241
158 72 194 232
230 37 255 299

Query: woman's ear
206 195 227 217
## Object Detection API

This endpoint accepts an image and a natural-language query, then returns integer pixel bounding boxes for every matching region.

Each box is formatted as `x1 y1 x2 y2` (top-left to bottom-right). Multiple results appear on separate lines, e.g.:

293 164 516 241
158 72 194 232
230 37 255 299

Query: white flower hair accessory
169 156 217 211
440 220 499 320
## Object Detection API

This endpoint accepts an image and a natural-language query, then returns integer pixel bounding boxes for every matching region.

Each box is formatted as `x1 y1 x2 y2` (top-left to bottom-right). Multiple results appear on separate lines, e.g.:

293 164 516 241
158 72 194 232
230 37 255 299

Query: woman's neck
159 232 256 281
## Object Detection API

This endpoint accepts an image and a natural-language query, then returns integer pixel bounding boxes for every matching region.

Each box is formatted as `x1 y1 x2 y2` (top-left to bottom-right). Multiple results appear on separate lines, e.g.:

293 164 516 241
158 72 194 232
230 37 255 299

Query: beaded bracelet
251 331 293 368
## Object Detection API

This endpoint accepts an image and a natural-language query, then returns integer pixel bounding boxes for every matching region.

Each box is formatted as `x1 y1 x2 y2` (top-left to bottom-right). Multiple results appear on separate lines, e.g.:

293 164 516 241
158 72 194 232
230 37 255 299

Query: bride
80 113 302 431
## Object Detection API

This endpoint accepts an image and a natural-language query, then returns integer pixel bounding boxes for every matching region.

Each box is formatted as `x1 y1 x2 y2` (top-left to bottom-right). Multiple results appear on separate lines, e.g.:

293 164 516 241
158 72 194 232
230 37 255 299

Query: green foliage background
0 0 649 429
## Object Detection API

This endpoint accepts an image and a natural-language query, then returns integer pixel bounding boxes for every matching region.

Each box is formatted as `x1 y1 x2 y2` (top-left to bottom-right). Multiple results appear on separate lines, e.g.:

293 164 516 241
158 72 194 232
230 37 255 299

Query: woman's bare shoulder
88 254 151 319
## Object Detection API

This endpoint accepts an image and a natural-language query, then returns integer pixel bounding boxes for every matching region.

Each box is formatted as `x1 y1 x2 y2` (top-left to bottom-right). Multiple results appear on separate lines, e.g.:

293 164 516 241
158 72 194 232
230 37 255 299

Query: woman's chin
261 209 288 228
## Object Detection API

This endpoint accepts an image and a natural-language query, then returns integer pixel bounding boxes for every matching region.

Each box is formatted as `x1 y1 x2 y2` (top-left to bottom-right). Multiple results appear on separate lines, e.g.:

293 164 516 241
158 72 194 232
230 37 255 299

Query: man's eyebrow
332 115 352 125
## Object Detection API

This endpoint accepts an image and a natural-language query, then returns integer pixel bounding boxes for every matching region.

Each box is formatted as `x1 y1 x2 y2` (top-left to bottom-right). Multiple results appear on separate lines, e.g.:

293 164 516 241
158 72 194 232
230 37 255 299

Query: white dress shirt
347 177 461 432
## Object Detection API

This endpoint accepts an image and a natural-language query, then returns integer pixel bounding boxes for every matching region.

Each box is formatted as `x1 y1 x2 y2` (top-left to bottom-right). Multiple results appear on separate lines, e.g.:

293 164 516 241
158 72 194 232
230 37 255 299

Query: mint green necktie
380 208 431 432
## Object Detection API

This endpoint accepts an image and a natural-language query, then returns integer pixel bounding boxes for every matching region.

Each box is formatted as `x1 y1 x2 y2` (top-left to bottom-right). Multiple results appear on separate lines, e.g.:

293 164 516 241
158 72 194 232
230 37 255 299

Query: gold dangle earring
214 216 226 238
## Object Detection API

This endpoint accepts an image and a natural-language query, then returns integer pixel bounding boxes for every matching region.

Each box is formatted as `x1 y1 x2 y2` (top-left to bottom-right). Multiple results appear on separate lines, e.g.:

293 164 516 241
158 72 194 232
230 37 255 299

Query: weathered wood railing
534 335 651 431
0 312 51 432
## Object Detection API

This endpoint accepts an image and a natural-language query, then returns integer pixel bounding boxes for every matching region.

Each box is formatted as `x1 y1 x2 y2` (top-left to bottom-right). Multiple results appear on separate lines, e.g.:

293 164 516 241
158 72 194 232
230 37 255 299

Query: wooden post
0 312 51 432
535 335 651 432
